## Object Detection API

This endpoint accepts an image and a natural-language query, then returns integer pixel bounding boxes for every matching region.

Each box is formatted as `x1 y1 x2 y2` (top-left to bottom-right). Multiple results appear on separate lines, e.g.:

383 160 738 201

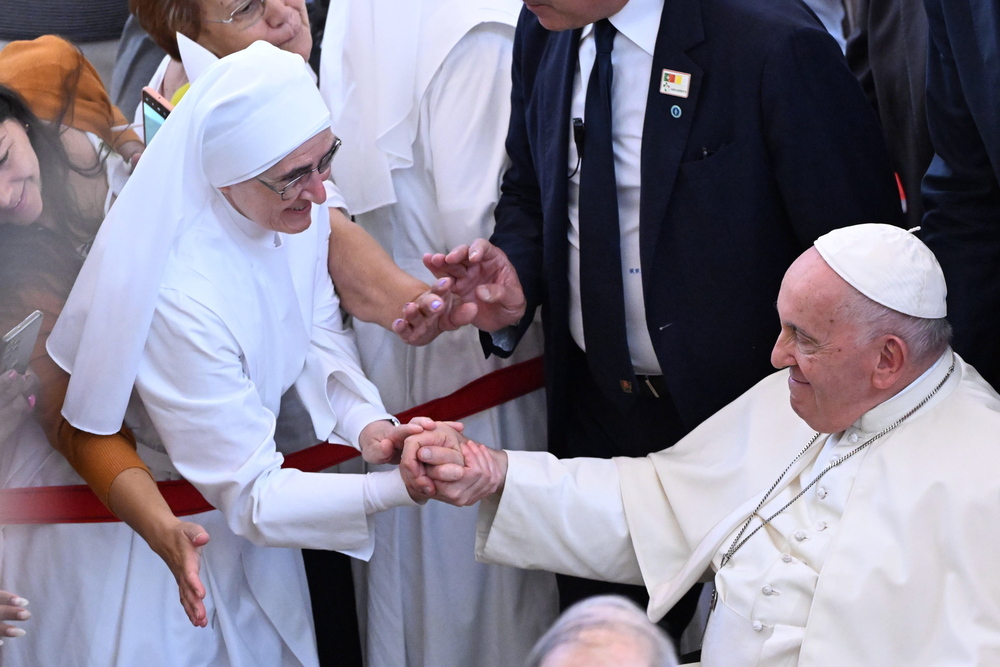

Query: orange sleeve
0 35 141 152
14 287 151 507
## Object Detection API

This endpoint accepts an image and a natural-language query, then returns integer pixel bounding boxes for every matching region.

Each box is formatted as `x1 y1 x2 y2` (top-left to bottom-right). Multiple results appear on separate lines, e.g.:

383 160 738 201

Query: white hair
839 286 952 364
525 595 678 667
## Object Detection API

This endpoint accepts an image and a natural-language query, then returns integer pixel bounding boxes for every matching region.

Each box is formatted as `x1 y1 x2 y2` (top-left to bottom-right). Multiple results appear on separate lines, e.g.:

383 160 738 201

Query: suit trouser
559 342 700 644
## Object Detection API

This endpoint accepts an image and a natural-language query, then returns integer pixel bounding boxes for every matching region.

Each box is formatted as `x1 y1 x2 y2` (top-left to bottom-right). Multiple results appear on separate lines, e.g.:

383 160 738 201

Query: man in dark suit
420 0 901 637
846 0 933 229
920 0 1000 390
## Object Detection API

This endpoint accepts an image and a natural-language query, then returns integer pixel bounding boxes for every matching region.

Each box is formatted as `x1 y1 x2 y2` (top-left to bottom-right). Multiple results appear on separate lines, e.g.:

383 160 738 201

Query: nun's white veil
48 41 331 435
320 0 521 215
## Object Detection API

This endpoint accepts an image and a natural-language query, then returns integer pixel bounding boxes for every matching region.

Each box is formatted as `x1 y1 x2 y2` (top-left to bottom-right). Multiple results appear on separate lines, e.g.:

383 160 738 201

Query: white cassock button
762 585 774 596
815 521 828 531
753 620 764 632
817 487 828 499
781 553 793 563
849 432 859 443
794 530 808 541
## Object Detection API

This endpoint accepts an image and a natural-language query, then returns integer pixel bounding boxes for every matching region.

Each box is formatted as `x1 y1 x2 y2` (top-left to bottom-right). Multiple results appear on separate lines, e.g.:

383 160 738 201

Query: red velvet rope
0 356 544 525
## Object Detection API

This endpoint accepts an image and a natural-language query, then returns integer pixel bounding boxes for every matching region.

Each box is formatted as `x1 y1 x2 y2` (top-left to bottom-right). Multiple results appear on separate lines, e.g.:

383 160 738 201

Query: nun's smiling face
220 129 335 235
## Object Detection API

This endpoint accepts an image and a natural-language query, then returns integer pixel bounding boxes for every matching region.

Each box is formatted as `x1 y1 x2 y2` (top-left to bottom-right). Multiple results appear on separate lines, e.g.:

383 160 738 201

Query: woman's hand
149 520 211 628
359 419 426 465
107 469 211 627
0 369 39 444
0 591 30 645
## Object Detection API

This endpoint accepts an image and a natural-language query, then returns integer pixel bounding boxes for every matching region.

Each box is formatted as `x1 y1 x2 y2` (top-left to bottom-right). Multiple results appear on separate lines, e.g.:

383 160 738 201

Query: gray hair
839 286 952 364
526 595 678 667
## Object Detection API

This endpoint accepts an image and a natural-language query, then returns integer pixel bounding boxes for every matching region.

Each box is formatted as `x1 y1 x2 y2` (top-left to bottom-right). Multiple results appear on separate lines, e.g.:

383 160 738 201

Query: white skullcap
814 224 947 319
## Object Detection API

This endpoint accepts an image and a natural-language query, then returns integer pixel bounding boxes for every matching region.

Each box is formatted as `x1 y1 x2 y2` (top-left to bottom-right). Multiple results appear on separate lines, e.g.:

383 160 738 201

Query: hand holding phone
1 310 43 374
142 86 174 145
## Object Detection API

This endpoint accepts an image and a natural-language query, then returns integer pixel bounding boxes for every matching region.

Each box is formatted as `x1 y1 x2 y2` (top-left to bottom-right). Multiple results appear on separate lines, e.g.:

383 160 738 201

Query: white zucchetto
814 223 947 319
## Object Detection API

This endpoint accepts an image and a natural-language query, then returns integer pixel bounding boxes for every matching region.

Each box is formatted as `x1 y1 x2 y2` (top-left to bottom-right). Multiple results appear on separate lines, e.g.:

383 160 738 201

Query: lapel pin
660 69 691 98
671 105 682 118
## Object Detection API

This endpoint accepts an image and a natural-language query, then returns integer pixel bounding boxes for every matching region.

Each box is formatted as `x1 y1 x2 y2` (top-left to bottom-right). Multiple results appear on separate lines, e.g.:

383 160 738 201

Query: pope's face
770 249 883 434
196 0 312 62
0 119 43 227
220 129 333 235
523 0 629 31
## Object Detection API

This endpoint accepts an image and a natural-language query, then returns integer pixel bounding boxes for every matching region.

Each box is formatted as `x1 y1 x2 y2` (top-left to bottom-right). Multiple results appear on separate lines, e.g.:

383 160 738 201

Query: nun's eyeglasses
256 138 342 201
207 0 266 30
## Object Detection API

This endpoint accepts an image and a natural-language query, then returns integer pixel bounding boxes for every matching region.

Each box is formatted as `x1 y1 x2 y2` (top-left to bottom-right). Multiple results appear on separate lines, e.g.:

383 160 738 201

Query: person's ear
872 335 907 390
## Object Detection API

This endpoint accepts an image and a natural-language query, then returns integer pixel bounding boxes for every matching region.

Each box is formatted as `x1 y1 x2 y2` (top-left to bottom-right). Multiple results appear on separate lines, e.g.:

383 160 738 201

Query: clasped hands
396 418 507 506
391 238 527 345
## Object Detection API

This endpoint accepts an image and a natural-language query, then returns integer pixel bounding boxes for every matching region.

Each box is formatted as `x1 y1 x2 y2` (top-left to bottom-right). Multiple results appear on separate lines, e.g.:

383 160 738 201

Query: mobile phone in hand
142 86 174 145
1 310 43 374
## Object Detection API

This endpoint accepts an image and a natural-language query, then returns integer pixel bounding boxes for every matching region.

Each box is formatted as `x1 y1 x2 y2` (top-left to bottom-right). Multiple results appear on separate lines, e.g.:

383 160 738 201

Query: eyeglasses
256 137 342 201
207 0 266 30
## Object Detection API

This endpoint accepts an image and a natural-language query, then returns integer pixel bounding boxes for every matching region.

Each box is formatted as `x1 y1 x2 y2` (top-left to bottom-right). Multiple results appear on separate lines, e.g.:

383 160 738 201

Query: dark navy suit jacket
921 0 1000 389
486 0 902 453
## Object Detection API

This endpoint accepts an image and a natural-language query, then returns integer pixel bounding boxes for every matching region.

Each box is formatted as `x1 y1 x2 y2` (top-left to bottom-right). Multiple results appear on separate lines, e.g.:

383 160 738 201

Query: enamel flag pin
660 69 691 98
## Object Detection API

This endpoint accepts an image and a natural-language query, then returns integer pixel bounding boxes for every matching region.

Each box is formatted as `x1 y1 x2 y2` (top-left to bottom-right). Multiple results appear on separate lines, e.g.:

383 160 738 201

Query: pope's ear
872 335 907 389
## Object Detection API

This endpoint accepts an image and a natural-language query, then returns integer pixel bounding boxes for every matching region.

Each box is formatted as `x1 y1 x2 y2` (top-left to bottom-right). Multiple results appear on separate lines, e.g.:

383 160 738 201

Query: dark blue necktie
579 19 636 402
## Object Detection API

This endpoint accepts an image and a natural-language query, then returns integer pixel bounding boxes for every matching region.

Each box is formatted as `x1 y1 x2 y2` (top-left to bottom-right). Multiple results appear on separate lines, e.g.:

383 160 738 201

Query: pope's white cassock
477 349 1000 665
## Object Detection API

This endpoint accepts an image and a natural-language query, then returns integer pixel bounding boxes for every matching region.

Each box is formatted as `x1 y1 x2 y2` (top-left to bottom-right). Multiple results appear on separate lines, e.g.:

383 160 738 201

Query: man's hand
0 591 30 645
359 419 427 465
420 239 526 332
391 278 479 346
149 521 211 628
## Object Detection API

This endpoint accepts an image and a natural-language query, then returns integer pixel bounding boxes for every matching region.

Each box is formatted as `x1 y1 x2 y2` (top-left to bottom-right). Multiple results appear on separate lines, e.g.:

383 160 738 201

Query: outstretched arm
416 238 526 333
107 469 210 628
328 209 476 345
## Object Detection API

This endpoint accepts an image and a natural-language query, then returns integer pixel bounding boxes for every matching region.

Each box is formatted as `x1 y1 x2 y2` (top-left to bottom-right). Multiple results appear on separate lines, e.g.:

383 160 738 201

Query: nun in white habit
35 42 421 666
320 2 558 665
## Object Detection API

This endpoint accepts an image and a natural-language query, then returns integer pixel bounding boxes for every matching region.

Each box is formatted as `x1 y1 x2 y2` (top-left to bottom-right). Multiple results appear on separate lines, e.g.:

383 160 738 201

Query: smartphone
141 86 174 145
0 310 43 374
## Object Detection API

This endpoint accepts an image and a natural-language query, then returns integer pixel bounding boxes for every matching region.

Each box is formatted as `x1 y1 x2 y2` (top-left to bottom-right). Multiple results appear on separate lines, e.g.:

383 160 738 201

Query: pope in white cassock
404 223 1000 665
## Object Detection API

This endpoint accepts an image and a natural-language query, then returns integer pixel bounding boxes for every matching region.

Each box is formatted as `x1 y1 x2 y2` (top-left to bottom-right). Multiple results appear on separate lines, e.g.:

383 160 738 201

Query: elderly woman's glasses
257 137 342 201
207 0 266 30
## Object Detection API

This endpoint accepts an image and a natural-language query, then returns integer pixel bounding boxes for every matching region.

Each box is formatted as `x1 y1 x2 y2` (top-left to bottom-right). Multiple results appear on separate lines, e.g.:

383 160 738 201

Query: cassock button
815 521 828 531
762 585 774 596
817 487 828 499
794 530 808 541
752 620 764 632
849 432 860 443
781 553 793 563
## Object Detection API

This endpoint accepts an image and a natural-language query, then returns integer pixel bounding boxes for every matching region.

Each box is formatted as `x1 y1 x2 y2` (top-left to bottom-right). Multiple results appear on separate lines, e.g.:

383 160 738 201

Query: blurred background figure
0 0 129 88
319 1 557 665
846 0 931 228
526 596 678 667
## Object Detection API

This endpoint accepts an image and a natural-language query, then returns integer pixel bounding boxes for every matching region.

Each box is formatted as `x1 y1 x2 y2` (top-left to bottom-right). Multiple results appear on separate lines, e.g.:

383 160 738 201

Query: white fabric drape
320 0 522 215
48 41 329 434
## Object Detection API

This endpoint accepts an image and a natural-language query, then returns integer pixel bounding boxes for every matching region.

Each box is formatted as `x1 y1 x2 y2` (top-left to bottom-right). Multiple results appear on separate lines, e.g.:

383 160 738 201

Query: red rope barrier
0 356 544 524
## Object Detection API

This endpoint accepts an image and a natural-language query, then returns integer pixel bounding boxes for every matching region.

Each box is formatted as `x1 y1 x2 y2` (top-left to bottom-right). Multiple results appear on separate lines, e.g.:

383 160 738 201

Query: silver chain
718 359 955 569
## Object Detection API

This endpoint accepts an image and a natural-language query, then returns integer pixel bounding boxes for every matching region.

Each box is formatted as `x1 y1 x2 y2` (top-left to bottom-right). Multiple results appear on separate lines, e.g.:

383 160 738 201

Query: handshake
397 417 508 506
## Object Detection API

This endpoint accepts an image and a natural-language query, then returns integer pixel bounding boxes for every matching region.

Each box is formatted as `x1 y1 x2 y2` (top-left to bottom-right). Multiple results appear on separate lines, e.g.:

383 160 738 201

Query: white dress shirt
568 0 664 374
